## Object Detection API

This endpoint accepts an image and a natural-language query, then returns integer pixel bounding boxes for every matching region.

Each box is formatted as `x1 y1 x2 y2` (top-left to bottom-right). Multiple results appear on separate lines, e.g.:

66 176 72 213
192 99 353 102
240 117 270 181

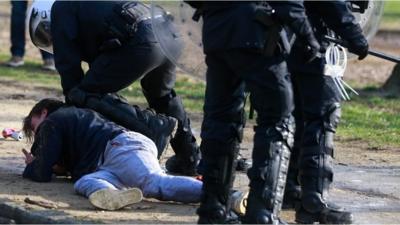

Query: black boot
146 91 200 176
68 88 177 155
197 140 239 224
296 201 353 224
167 118 200 175
295 146 353 224
242 118 294 224
296 105 353 224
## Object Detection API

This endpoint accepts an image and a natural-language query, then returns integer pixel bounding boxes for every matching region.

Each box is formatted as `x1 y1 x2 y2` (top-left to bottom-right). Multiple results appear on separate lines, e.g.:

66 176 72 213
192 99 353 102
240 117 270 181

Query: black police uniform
284 1 369 224
192 1 319 224
51 1 199 175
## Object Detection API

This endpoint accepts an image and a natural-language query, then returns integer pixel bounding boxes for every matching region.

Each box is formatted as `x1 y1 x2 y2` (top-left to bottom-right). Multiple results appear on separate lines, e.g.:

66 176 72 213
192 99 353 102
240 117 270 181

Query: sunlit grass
381 1 400 30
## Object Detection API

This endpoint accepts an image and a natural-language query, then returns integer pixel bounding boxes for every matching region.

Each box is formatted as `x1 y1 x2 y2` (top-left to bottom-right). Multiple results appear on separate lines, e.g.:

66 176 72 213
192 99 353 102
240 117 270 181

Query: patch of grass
338 87 400 148
381 1 400 30
0 54 61 88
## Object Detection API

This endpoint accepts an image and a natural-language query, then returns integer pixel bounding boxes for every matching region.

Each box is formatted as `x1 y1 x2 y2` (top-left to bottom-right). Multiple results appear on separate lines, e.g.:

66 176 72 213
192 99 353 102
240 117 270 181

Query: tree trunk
382 64 400 95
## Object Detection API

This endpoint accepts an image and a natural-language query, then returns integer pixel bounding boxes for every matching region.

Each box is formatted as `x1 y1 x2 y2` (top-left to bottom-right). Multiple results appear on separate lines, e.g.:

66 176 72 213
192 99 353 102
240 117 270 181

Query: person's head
28 0 55 54
23 98 64 142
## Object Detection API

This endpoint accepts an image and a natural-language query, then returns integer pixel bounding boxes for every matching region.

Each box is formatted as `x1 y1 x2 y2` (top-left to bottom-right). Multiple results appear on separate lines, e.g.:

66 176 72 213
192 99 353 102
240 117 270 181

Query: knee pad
323 103 341 133
323 102 341 150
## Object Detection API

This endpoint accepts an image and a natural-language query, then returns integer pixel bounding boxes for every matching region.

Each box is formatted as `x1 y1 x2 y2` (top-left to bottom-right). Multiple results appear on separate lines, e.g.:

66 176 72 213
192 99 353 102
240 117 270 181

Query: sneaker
5 56 24 67
230 190 248 216
42 58 56 71
88 188 143 210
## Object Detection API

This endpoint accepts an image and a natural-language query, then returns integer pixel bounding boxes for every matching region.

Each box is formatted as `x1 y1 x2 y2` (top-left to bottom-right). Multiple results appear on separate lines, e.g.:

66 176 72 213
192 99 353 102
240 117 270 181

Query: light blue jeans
74 131 202 203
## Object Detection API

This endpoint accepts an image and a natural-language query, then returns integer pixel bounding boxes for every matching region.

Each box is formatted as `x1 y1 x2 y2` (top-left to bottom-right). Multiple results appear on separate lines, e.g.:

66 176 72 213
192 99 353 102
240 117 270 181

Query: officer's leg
68 89 177 156
224 50 294 224
66 43 176 154
295 74 353 224
79 42 164 94
197 53 244 224
282 73 303 209
141 58 200 176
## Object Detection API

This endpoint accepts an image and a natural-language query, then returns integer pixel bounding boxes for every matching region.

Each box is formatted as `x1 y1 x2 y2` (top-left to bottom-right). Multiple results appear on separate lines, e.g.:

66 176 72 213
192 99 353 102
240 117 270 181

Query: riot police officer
186 1 320 224
284 1 369 224
28 1 199 176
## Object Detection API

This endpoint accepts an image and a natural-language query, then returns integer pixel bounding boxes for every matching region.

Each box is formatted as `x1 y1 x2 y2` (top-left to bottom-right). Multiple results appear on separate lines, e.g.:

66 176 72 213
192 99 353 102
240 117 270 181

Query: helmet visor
29 8 53 53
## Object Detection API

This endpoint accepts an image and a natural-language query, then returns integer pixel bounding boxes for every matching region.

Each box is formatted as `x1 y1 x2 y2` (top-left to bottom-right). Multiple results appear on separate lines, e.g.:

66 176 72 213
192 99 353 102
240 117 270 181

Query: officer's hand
347 36 369 60
67 87 87 107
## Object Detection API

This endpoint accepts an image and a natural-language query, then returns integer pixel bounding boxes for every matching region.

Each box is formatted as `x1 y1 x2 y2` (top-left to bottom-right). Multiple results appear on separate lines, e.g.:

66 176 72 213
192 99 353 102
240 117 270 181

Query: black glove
347 35 369 60
338 24 369 60
289 19 321 63
301 35 321 63
67 86 88 107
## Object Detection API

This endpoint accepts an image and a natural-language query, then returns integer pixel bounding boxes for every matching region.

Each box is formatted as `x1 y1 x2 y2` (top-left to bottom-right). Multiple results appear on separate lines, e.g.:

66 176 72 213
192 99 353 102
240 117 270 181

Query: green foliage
0 55 61 88
338 87 400 148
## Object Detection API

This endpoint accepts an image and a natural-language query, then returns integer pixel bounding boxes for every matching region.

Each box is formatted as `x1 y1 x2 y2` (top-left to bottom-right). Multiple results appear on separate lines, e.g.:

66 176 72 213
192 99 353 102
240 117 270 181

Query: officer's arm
270 1 320 61
51 1 85 97
23 121 63 182
269 1 317 41
307 0 363 40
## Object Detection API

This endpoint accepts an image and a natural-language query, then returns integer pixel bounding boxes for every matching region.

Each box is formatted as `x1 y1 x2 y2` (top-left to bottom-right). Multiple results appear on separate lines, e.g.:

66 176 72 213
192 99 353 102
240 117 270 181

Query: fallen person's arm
23 121 63 182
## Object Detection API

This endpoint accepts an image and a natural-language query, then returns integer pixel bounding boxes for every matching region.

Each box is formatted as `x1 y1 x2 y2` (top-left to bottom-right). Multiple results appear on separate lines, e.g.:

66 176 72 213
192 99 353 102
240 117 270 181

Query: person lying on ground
21 98 246 213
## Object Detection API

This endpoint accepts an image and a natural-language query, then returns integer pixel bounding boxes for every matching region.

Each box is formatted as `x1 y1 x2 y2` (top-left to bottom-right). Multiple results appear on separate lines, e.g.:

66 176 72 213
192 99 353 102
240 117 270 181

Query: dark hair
23 98 65 142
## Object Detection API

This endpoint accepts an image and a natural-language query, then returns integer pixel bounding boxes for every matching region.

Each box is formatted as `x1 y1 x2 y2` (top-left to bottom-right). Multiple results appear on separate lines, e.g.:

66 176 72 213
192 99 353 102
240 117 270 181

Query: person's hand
22 148 35 164
347 36 369 60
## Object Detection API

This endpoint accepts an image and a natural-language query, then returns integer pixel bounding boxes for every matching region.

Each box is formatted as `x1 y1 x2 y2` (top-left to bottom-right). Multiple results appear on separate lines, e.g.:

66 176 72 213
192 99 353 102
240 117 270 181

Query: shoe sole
89 188 143 210
6 62 24 67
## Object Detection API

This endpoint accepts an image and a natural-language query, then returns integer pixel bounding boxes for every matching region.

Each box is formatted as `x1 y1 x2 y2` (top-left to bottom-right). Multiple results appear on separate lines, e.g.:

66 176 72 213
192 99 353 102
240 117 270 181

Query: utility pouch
104 2 151 44
254 6 282 57
118 2 151 26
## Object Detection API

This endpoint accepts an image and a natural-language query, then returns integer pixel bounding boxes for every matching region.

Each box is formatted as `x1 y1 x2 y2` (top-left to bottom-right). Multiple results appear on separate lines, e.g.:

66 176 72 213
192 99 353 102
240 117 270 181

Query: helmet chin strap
324 44 358 101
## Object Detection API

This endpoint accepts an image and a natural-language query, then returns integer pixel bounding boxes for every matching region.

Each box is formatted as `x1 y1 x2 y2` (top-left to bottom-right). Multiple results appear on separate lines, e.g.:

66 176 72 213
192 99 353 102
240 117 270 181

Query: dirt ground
0 42 399 223
0 79 398 224
0 4 399 222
